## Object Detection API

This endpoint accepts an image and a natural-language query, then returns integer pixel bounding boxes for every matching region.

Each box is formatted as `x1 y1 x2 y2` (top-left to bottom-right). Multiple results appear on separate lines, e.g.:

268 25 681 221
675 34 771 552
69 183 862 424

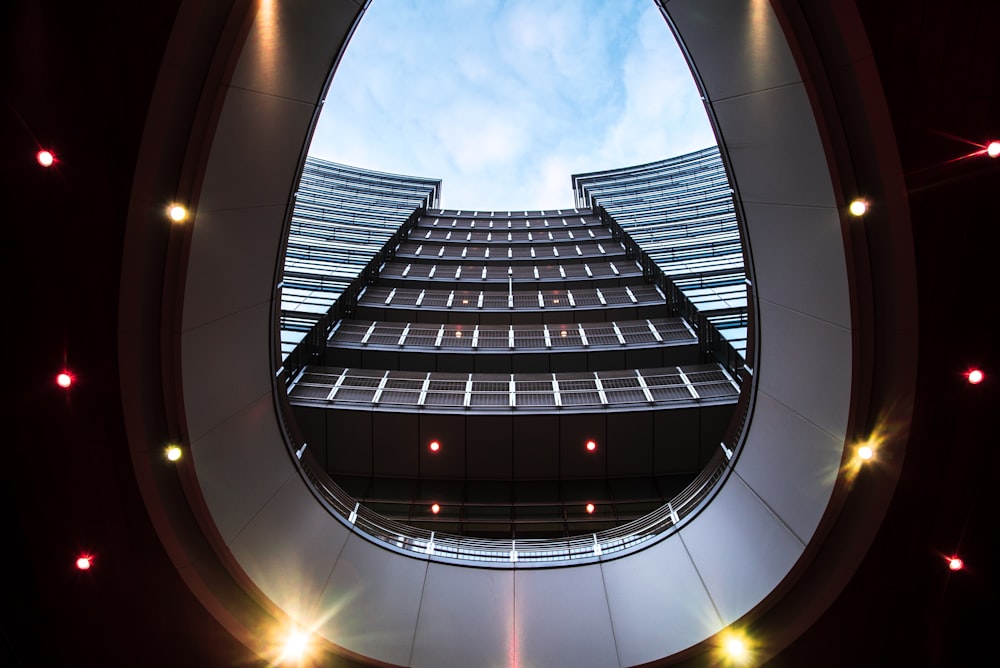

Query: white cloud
308 0 715 211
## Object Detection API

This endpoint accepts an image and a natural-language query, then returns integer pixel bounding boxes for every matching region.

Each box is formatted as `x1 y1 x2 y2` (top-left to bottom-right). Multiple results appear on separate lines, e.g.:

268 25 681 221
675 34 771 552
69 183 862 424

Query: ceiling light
848 199 867 216
585 440 597 452
857 444 874 461
75 555 93 571
36 149 55 167
430 503 441 514
585 503 595 514
967 368 984 384
987 141 1000 158
429 440 440 453
167 204 188 222
165 445 183 462
281 629 310 663
56 372 73 388
948 556 964 571
725 637 748 661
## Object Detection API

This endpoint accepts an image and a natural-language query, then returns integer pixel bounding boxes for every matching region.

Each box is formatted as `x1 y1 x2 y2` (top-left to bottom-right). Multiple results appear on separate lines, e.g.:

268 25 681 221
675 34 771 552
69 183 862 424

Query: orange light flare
841 419 894 484
716 628 757 665
430 503 441 515
585 503 595 514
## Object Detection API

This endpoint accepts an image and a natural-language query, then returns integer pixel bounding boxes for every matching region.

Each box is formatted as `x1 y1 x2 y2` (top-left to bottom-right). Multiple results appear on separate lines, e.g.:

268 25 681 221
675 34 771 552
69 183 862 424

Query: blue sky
309 0 715 211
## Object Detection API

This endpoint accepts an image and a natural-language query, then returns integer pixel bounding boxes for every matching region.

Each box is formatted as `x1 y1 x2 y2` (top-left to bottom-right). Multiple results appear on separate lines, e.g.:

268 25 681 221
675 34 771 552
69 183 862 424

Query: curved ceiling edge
121 0 915 665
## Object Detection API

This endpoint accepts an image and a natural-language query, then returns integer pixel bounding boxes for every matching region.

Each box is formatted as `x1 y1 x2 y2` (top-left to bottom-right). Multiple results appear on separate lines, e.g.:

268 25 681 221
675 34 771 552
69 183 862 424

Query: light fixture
948 556 964 571
585 440 597 452
585 503 595 514
75 555 92 571
430 503 441 514
165 445 183 462
967 368 985 385
857 444 874 461
429 440 441 453
724 637 748 661
36 149 55 167
167 204 188 222
56 372 73 388
848 199 868 216
455 330 462 338
281 629 310 664
718 629 753 664
987 141 1000 158
560 330 567 337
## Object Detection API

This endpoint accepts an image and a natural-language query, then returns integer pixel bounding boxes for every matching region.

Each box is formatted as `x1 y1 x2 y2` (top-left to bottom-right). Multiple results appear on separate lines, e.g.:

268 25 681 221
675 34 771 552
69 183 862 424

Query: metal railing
596 205 749 382
279 207 425 387
300 449 729 566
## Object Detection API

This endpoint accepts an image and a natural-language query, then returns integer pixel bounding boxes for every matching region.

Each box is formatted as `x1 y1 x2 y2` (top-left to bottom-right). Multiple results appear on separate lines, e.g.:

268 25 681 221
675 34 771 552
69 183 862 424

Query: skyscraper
284 153 742 544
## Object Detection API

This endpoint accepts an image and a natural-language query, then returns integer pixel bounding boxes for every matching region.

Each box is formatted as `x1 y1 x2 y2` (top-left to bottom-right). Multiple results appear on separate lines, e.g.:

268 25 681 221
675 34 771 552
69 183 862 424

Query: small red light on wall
585 440 597 452
430 503 441 514
429 440 441 453
56 372 73 388
75 555 93 571
948 557 964 571
967 369 984 385
585 503 595 514
36 149 55 167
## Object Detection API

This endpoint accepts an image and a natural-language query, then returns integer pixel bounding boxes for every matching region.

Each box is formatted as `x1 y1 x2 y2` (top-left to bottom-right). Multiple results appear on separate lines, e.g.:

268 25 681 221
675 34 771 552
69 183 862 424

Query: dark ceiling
3 0 998 665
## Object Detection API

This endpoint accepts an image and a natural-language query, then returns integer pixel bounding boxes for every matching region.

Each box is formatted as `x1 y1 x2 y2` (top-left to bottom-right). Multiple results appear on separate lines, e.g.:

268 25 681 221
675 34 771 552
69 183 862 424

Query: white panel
230 0 363 103
734 392 844 545
410 563 514 668
744 202 850 329
756 299 852 441
197 86 314 213
665 0 801 101
181 302 271 442
190 393 293 544
603 539 721 666
229 475 349 620
714 82 837 208
316 536 428 666
514 565 620 668
679 475 804 624
183 205 286 331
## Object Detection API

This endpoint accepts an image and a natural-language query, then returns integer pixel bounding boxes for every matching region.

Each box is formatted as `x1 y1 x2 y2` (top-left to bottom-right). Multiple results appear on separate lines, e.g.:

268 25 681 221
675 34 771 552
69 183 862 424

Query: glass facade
279 158 441 358
571 147 748 357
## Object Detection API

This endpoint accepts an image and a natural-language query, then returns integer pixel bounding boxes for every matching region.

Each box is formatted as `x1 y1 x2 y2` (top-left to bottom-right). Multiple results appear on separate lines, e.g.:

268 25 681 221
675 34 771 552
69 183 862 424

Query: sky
309 0 716 211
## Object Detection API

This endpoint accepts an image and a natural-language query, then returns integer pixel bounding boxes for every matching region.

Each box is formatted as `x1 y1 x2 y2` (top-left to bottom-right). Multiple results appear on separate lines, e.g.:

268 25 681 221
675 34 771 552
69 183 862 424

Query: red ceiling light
75 555 93 571
585 440 597 452
428 440 441 453
56 372 73 388
966 369 985 385
987 141 1000 158
430 503 441 514
36 149 55 167
585 503 595 514
948 556 964 571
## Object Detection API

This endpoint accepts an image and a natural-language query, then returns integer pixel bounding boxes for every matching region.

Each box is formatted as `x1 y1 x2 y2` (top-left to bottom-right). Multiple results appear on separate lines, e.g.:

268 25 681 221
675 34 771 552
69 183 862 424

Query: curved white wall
171 1 871 665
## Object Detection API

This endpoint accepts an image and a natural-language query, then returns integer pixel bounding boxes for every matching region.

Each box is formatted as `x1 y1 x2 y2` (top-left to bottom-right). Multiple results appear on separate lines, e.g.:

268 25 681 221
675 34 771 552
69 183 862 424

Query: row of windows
280 157 441 360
